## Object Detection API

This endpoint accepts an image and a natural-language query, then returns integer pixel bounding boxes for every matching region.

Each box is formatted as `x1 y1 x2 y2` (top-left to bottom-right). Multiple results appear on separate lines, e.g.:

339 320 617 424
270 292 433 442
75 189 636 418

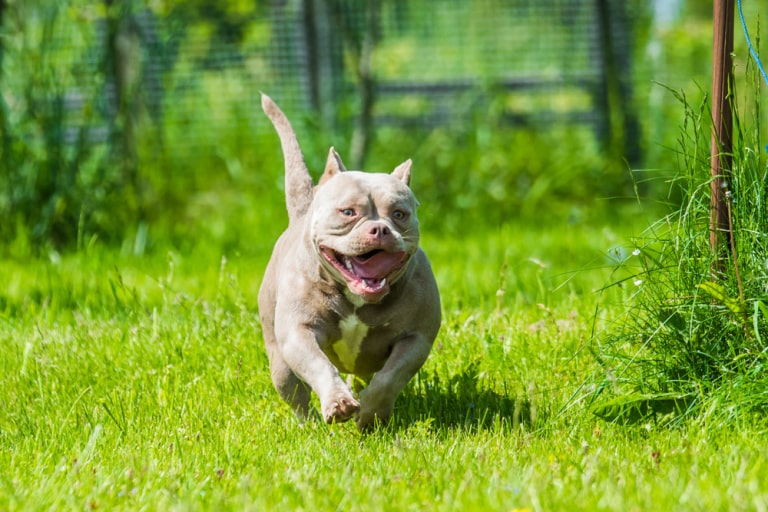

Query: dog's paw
355 408 391 432
322 393 360 424
355 385 395 431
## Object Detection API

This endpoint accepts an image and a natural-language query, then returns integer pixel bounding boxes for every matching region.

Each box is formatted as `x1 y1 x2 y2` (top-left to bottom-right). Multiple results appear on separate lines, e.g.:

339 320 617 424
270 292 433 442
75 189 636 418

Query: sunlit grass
2 216 766 510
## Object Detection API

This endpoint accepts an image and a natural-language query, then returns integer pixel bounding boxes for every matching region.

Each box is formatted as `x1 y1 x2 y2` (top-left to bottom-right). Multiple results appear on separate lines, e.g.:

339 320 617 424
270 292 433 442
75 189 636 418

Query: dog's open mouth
320 246 408 300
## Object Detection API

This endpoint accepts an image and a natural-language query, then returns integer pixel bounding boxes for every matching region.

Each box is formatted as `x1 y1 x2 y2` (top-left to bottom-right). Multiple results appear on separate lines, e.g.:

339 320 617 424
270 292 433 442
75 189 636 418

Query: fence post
594 0 641 169
710 0 734 274
0 0 4 73
104 0 140 216
349 0 379 169
0 0 6 159
302 0 342 131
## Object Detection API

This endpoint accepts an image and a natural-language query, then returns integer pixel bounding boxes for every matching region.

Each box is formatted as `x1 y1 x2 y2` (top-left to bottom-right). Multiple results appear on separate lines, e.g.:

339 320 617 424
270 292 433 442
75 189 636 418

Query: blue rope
737 0 768 86
736 0 768 152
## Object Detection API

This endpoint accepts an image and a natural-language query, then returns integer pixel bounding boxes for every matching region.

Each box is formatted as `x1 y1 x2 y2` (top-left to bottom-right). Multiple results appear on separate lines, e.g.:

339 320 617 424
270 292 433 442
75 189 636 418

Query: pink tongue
351 251 405 279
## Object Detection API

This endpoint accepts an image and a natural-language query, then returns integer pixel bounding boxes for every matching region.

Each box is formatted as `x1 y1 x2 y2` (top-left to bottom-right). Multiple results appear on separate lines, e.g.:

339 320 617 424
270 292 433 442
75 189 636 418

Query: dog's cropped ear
319 147 347 185
391 159 412 185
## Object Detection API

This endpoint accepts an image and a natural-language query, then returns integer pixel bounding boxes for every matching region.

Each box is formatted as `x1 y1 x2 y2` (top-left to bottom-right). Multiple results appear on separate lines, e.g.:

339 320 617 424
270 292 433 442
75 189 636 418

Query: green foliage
0 0 658 252
0 2 110 247
367 104 621 232
586 64 768 425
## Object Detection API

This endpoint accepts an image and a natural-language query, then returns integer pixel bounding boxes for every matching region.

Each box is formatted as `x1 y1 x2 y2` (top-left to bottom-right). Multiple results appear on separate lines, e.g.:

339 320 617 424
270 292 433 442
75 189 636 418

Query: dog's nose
368 223 391 238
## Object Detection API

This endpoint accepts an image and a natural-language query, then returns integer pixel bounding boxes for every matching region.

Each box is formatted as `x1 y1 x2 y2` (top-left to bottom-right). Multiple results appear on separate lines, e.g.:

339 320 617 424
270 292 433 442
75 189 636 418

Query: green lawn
1 216 766 511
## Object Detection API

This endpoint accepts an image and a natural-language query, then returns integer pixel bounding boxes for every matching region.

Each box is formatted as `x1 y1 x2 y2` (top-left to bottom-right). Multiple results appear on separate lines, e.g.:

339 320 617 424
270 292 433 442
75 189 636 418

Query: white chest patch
344 289 367 308
332 314 369 372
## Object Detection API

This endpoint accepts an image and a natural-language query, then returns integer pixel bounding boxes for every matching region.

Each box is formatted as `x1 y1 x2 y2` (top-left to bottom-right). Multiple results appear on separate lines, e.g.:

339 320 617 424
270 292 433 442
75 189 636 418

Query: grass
2 211 768 511
583 72 768 427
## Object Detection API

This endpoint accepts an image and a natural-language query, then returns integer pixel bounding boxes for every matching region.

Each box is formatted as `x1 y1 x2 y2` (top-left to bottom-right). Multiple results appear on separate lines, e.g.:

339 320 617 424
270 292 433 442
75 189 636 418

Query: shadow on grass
391 363 537 432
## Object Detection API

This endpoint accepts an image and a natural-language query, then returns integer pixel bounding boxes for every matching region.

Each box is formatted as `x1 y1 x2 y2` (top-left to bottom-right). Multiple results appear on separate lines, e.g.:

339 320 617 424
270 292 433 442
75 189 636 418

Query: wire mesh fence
0 0 645 154
3 0 760 246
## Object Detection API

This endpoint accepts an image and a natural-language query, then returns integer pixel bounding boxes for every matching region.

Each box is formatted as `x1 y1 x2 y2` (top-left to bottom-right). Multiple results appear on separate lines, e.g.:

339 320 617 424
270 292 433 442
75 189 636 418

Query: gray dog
258 94 441 431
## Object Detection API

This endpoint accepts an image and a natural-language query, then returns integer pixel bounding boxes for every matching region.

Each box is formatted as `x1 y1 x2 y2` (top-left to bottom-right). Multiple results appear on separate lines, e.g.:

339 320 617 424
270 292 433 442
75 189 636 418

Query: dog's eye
393 210 407 220
340 208 356 217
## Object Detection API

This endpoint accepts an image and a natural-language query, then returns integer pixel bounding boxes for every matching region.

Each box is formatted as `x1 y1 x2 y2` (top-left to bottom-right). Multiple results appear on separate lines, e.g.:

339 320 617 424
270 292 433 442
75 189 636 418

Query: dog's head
311 148 420 304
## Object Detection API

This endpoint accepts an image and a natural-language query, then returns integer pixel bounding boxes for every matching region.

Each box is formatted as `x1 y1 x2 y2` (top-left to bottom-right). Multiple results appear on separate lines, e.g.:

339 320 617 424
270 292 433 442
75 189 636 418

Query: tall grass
586 63 768 425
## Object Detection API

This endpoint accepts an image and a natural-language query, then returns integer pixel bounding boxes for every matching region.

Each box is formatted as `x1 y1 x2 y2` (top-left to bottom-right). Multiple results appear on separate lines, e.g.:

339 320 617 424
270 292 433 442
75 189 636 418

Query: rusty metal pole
710 0 734 275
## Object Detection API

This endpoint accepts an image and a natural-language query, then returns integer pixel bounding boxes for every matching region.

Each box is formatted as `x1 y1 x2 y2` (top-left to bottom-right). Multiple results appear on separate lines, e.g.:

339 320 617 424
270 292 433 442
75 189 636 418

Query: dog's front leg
278 328 360 424
356 333 432 431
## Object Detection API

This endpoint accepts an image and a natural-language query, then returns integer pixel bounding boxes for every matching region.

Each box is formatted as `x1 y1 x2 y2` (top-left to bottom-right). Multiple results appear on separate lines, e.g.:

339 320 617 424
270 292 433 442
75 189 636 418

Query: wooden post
594 0 641 169
0 0 6 161
349 0 379 169
302 0 342 133
710 0 734 274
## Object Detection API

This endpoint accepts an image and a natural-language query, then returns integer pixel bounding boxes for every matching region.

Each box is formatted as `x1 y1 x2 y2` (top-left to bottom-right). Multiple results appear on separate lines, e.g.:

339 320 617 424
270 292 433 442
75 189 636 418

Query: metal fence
0 0 645 162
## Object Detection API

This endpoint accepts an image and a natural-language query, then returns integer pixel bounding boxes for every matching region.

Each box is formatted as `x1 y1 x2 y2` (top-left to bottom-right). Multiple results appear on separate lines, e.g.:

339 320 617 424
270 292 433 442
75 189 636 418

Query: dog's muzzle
320 246 409 302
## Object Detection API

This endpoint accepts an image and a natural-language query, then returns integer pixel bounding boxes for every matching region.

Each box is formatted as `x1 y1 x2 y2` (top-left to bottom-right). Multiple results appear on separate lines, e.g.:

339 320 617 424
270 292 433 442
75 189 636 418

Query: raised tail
261 93 314 222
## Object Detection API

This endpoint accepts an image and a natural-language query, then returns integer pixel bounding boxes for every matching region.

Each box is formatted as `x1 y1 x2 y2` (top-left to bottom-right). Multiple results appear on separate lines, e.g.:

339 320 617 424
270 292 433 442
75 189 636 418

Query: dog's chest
329 313 369 373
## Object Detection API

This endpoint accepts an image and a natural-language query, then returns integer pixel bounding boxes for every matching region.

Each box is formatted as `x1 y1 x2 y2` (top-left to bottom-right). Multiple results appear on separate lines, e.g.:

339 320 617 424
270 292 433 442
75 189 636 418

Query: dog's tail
261 93 314 222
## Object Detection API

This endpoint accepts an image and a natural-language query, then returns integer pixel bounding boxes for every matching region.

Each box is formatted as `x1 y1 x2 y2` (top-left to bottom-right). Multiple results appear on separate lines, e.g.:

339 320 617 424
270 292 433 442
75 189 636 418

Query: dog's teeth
344 257 354 273
361 278 385 290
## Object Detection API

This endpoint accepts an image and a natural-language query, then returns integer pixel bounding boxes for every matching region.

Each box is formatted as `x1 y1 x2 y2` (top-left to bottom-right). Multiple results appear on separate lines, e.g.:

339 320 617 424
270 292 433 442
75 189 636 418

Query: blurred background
0 0 764 254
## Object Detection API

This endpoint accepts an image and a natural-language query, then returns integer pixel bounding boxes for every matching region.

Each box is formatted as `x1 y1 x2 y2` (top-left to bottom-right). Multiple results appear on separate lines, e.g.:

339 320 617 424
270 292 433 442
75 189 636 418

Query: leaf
659 307 688 334
755 301 768 345
698 281 743 316
757 300 768 322
591 394 693 424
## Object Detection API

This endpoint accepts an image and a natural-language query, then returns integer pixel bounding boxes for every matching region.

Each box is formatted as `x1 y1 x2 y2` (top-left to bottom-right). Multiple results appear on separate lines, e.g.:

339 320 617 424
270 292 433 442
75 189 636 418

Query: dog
258 94 441 431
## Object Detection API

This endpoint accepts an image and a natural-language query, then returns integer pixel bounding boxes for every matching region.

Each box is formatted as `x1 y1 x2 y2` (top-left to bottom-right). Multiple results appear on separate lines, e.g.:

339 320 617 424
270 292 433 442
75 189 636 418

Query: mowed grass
1 215 767 511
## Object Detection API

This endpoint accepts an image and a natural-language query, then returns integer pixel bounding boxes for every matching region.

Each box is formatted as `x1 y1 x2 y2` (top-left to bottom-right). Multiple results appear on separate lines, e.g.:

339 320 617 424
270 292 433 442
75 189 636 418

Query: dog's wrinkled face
312 171 420 303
